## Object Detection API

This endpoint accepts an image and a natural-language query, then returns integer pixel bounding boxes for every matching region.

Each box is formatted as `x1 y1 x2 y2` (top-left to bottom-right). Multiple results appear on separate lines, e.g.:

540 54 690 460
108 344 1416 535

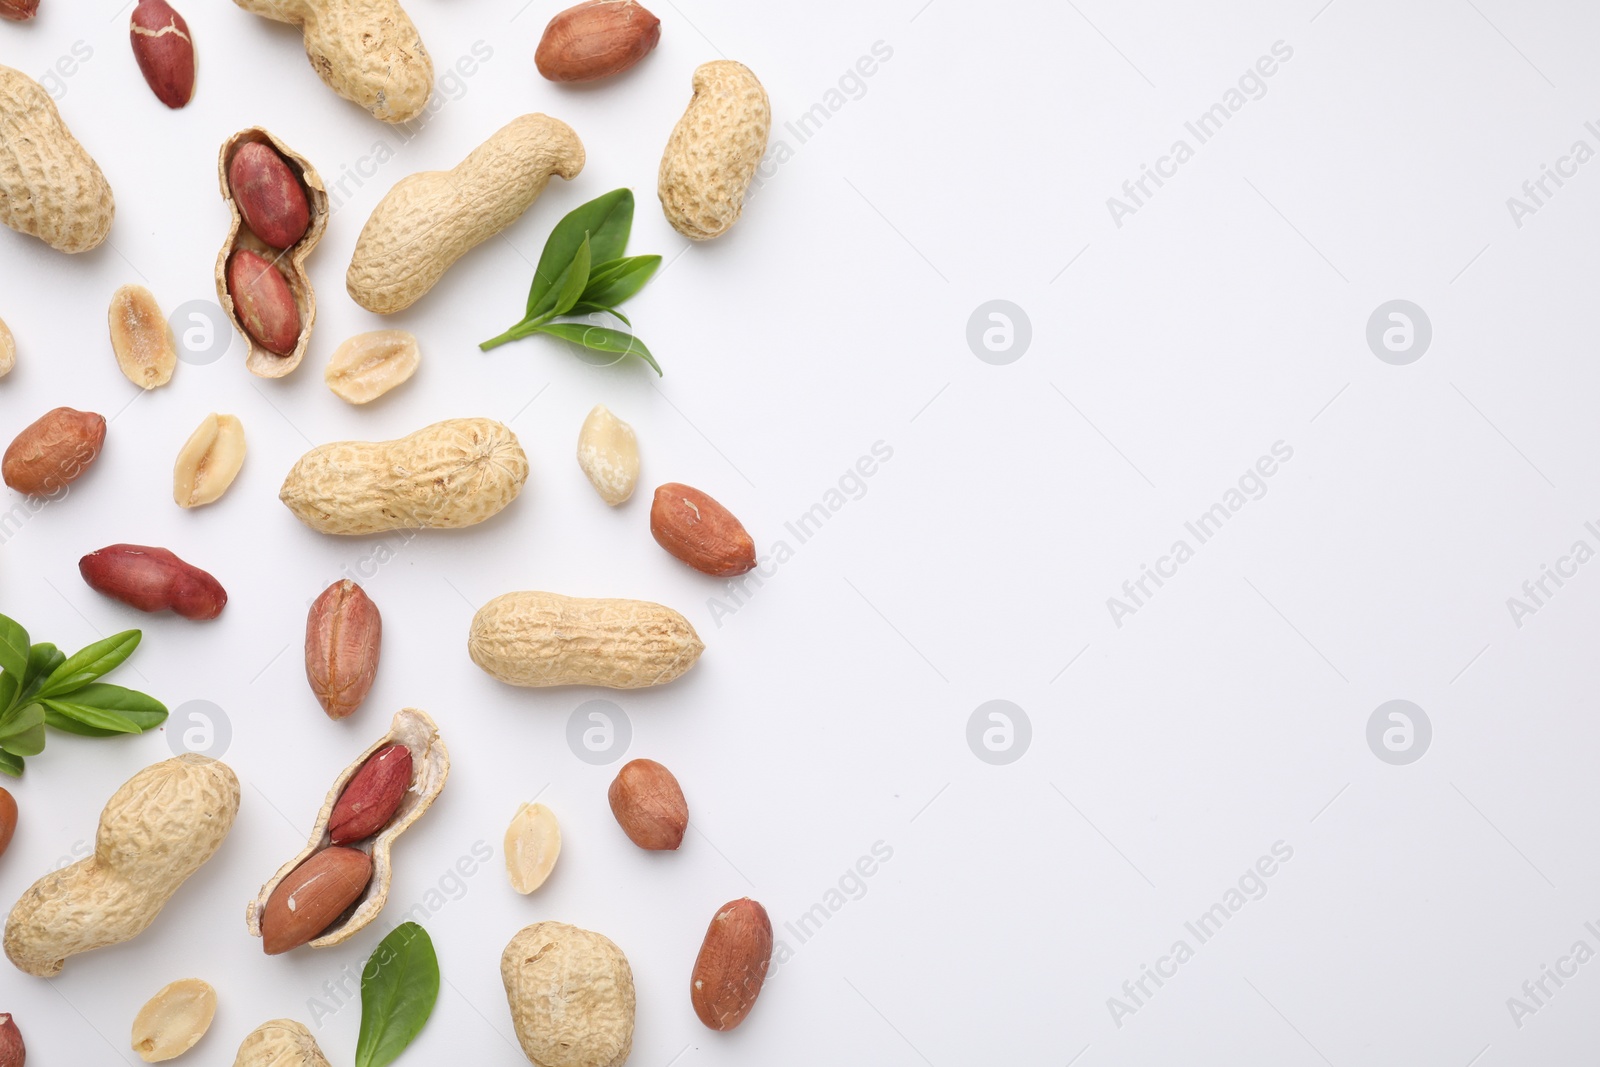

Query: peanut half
576 404 639 506
347 114 584 314
131 978 216 1062
173 413 245 508
324 329 419 404
658 61 770 241
108 284 178 389
504 802 561 894
0 65 114 253
0 317 14 378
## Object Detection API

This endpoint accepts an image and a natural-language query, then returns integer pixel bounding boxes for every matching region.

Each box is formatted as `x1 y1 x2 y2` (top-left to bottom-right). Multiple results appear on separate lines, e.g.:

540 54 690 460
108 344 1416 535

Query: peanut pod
215 128 326 377
246 708 448 950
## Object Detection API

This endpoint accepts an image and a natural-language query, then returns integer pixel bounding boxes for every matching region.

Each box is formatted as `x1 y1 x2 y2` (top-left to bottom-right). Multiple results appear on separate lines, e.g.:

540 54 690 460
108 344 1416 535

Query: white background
0 0 1596 1064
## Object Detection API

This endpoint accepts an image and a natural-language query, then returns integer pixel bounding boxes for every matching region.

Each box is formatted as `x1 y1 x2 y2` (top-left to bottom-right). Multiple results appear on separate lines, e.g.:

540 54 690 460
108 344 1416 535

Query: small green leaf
0 702 42 741
580 254 660 309
1 722 45 757
532 323 662 376
0 749 22 777
56 683 166 729
0 615 29 678
35 630 140 700
19 643 64 706
0 671 17 714
356 922 440 1067
548 234 592 319
40 699 142 735
525 189 633 317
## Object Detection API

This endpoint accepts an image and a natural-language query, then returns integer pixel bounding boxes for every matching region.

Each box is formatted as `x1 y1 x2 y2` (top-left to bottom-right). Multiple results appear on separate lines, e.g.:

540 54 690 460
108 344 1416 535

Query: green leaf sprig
479 188 664 375
356 922 441 1067
0 613 167 777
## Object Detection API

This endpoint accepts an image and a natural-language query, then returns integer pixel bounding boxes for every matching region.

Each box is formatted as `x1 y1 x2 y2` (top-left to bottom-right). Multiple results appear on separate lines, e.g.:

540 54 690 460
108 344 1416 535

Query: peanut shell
246 708 448 949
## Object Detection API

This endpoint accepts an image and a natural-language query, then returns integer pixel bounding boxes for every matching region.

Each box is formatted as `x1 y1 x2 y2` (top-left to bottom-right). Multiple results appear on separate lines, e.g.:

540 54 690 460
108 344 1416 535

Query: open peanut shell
246 707 448 948
215 128 328 379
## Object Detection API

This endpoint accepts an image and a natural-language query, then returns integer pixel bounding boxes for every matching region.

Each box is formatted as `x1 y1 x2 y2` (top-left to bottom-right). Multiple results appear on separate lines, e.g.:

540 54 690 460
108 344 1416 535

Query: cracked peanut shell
216 128 327 377
245 708 447 949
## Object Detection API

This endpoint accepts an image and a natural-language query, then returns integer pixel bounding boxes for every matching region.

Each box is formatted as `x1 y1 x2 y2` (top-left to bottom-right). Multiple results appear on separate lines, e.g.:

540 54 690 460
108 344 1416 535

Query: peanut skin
536 0 661 83
130 0 197 109
3 407 105 496
79 544 227 620
228 250 300 355
228 143 310 249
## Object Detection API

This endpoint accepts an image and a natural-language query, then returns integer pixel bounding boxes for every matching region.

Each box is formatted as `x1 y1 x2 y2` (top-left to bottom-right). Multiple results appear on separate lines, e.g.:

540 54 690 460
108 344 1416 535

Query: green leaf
0 615 28 678
35 630 140 700
525 189 633 317
19 643 64 705
1 721 45 757
580 255 660 309
0 702 42 740
531 323 662 376
0 671 17 714
40 699 142 735
356 922 440 1067
0 748 21 777
43 684 166 737
549 234 592 319
0 704 46 756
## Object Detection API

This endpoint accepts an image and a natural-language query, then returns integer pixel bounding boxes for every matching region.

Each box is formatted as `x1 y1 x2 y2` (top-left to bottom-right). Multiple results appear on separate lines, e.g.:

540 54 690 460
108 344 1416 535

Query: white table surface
1 1 1596 1064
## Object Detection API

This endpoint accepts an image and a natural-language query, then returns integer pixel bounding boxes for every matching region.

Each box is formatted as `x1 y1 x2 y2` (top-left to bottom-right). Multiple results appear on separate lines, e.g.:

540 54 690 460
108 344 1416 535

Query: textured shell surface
231 0 433 123
658 60 770 241
279 417 529 535
0 65 114 252
469 591 704 689
347 114 584 313
232 1019 331 1067
501 922 636 1067
4 755 239 977
246 708 448 948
